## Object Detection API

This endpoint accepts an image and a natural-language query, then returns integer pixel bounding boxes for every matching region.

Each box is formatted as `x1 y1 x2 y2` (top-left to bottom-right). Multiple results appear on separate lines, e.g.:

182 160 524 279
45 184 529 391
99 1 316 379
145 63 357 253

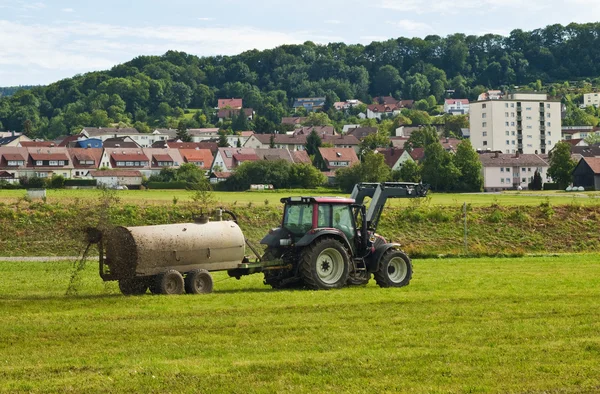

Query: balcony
540 125 546 131
517 116 522 121
517 125 522 131
540 134 546 140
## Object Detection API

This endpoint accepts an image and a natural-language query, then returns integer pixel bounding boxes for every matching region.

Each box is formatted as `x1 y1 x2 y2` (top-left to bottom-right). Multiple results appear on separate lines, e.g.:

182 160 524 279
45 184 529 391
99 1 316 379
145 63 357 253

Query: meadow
1 187 600 207
0 255 599 393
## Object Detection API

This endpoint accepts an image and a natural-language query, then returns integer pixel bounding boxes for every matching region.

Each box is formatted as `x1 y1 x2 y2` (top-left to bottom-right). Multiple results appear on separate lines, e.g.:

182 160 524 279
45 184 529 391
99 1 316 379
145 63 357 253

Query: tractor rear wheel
154 270 184 295
374 249 412 288
185 269 213 294
299 238 349 290
118 278 148 295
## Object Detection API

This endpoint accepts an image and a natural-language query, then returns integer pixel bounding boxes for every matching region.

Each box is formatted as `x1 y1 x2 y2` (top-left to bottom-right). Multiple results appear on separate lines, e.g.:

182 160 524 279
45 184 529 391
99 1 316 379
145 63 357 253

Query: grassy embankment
0 255 598 393
1 189 599 256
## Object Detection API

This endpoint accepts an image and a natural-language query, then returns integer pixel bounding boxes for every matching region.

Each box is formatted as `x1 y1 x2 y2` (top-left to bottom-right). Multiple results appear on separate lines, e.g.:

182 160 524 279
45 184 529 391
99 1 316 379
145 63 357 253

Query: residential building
346 127 378 140
314 147 359 181
210 148 259 173
0 134 32 147
217 98 243 109
562 138 587 148
103 136 141 149
377 147 414 170
293 97 326 112
342 124 361 133
477 90 503 101
20 141 57 148
0 170 17 184
333 99 363 111
570 146 600 162
217 108 253 123
90 170 143 188
68 148 103 178
179 149 214 171
187 128 220 142
573 157 600 190
444 99 470 115
245 134 308 151
293 126 336 136
366 103 402 120
0 147 28 178
583 93 600 108
81 127 155 148
151 141 219 154
479 152 550 191
470 92 561 155
561 126 600 140
25 147 74 179
281 117 307 127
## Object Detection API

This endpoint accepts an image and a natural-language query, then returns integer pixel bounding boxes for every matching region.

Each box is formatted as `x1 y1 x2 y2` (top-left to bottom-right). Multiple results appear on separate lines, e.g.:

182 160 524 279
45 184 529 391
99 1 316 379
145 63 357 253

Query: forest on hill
0 86 36 98
1 22 600 139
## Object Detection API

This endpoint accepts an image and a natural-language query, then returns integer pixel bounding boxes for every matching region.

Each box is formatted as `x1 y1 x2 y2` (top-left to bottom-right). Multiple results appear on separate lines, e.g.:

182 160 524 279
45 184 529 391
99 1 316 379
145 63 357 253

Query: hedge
147 181 191 189
64 179 98 187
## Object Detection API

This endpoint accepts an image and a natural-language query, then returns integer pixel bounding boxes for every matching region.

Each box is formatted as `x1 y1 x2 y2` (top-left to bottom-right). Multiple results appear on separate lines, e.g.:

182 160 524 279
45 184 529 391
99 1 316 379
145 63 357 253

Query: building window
511 103 515 107
505 112 509 117
49 161 58 166
527 144 533 148
36 160 43 166
527 125 532 129
483 141 488 146
506 168 510 172
505 131 509 136
522 178 526 183
512 131 516 136
528 168 532 172
527 135 532 139
526 107 532 110
548 140 551 145
482 122 487 127
506 178 511 183
506 140 510 145
505 122 510 126
548 132 551 136
526 116 532 120
547 113 551 118
501 168 505 172
482 104 487 109
511 141 515 145
505 103 509 108
483 131 488 136
547 122 551 127
546 103 550 108
511 112 515 117
511 122 515 126
522 168 526 172
501 178 505 184
482 113 487 118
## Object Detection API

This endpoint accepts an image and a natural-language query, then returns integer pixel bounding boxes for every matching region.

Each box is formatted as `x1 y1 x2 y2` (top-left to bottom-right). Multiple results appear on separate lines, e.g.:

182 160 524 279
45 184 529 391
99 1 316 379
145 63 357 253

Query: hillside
1 22 600 138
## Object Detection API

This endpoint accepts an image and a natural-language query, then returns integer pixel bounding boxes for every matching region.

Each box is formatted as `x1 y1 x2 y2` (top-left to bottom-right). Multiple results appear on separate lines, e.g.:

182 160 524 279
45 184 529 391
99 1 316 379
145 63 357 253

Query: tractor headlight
279 239 292 246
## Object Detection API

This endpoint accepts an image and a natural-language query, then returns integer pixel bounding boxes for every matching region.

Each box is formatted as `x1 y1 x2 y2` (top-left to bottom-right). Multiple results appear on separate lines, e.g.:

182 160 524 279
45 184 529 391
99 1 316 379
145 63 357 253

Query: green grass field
2 188 600 207
1 255 599 393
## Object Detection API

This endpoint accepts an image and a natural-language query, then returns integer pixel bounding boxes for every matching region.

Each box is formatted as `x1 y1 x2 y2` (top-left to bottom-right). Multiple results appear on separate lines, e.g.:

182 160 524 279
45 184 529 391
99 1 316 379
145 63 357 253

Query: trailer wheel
118 278 148 295
300 238 349 290
374 249 412 288
155 270 184 295
185 269 213 294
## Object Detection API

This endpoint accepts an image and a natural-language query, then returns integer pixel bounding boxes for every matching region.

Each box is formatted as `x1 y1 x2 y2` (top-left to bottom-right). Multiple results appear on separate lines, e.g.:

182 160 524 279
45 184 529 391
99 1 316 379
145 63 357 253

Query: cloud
0 20 340 84
379 0 544 13
387 20 435 35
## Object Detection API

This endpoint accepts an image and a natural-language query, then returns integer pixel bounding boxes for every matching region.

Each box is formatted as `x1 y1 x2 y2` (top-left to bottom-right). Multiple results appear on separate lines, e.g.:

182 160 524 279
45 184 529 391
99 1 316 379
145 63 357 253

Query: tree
289 163 326 188
305 130 322 156
218 131 230 147
175 163 207 184
22 119 33 137
421 141 460 191
373 65 403 96
528 170 543 190
398 160 421 183
232 108 249 131
269 134 276 148
404 125 439 152
176 120 192 142
253 116 275 134
236 137 242 148
302 112 332 126
359 132 390 155
335 152 390 193
444 114 469 137
548 141 576 189
583 132 600 145
453 140 483 192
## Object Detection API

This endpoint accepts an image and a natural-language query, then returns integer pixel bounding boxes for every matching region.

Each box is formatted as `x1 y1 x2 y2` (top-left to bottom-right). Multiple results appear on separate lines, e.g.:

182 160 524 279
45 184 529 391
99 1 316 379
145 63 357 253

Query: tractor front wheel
300 238 349 290
374 249 412 288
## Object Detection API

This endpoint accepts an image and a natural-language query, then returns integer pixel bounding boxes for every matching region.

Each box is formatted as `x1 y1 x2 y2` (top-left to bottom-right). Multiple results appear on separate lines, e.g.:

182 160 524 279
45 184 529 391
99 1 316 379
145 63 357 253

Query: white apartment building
583 92 600 108
470 93 561 155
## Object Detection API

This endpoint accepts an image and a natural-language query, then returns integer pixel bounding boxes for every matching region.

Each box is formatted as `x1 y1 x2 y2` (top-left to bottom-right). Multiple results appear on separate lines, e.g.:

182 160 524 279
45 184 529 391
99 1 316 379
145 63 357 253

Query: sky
1 0 599 86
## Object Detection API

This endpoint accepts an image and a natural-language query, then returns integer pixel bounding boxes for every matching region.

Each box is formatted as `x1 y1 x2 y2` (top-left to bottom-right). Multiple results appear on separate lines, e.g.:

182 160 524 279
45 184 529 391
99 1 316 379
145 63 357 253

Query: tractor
254 182 429 290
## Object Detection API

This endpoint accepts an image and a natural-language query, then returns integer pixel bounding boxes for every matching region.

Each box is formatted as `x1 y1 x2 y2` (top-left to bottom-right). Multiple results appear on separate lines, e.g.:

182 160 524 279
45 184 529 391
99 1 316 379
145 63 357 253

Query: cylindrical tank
104 221 245 279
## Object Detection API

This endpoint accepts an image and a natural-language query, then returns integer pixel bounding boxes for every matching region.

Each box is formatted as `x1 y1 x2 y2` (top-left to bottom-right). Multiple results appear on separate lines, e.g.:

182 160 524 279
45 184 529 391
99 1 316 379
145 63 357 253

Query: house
444 99 470 115
217 108 254 123
479 152 550 192
346 127 378 140
227 131 254 147
561 126 600 141
0 170 17 184
179 149 214 171
81 127 155 148
573 157 600 190
377 147 414 170
0 134 32 147
24 147 74 179
210 148 259 173
477 90 503 101
187 128 221 142
366 103 401 120
333 100 363 111
395 125 444 138
68 148 103 178
20 141 56 148
281 117 307 127
440 138 462 153
293 97 326 112
342 124 361 133
90 170 143 188
99 148 150 172
409 148 425 162
217 98 243 109
582 93 600 108
103 136 141 149
144 148 184 176
0 147 28 178
562 138 587 147
152 140 219 154
244 134 308 151
209 171 233 184
293 126 336 136
570 146 600 162
390 137 410 149
315 147 359 171
291 150 311 164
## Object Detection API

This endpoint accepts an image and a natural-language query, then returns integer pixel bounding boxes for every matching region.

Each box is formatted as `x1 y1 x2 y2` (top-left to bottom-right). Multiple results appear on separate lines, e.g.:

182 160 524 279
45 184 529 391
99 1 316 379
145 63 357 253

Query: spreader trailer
86 182 428 295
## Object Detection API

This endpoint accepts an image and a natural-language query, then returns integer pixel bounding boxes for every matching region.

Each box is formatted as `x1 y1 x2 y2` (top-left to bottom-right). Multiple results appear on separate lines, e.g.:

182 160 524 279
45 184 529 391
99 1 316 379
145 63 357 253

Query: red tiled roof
2 153 25 161
377 148 408 168
110 153 148 161
281 117 307 125
211 171 232 179
218 98 243 109
20 141 56 147
218 108 253 119
318 148 359 167
90 170 142 177
0 171 14 178
367 103 400 113
29 153 69 161
68 148 103 169
233 153 259 162
153 154 173 162
409 148 425 161
180 149 213 169
292 150 311 164
445 99 469 104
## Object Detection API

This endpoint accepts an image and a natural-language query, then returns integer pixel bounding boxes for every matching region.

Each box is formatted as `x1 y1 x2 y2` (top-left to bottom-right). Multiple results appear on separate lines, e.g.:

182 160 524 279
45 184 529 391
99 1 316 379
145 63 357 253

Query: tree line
2 22 600 139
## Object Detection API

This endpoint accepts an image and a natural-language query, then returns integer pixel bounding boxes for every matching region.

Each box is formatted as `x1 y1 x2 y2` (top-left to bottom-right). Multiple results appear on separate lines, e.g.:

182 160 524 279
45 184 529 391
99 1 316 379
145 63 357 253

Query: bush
48 175 65 189
0 181 21 189
20 176 46 189
64 179 98 187
147 181 191 190
543 182 560 190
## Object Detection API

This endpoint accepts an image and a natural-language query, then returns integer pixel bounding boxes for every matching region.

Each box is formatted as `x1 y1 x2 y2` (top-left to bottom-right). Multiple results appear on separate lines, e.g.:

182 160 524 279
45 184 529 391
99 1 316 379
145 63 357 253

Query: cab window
283 204 313 235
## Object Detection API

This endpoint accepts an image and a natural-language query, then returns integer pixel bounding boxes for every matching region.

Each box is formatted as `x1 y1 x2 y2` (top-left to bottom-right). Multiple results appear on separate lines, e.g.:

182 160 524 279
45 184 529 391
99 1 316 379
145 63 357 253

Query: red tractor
252 182 429 290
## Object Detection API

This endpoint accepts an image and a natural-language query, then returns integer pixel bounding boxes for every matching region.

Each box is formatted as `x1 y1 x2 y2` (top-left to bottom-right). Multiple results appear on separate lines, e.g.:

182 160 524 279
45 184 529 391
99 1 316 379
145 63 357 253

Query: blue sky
0 0 598 86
